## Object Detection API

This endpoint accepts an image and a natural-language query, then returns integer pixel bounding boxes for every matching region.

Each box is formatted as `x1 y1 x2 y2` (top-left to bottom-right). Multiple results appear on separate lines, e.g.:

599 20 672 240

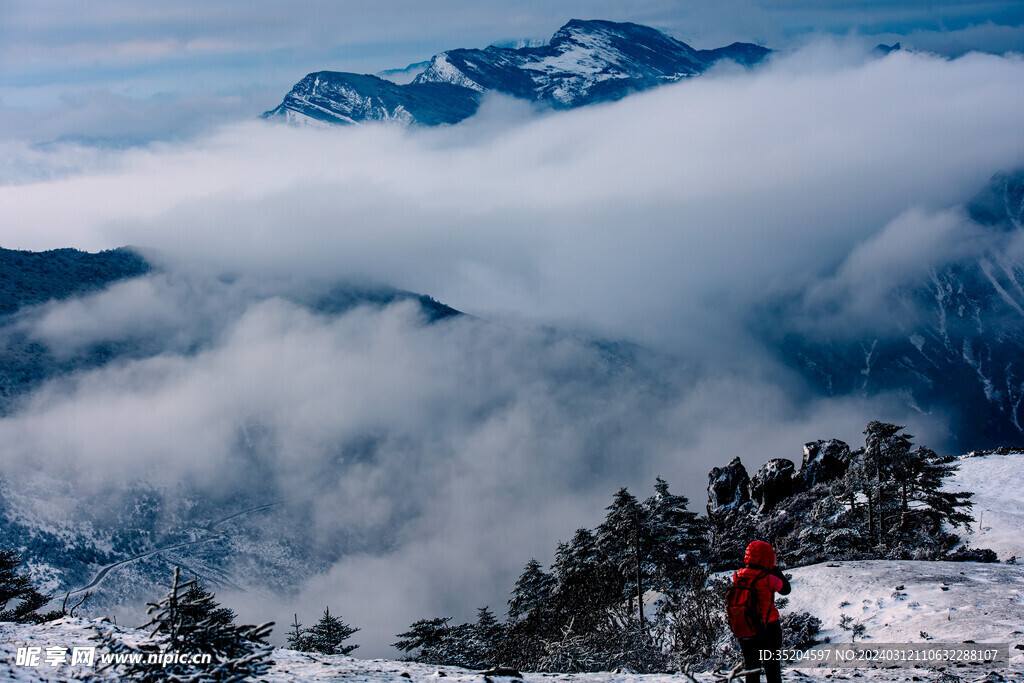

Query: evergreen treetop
306 606 360 655
508 558 553 620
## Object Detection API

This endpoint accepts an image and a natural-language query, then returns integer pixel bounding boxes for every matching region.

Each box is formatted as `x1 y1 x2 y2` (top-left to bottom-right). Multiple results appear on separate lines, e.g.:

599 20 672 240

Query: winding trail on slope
66 501 284 596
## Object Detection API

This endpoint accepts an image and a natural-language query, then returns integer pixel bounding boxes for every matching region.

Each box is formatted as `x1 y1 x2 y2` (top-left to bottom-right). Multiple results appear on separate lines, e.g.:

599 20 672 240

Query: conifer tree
178 582 236 629
832 423 973 555
552 528 600 583
394 616 452 655
93 567 274 682
474 605 503 645
596 488 652 626
862 421 912 541
643 477 705 591
550 528 621 632
306 606 359 655
508 558 553 620
457 606 504 668
393 617 455 664
891 446 973 532
287 613 312 651
0 550 61 623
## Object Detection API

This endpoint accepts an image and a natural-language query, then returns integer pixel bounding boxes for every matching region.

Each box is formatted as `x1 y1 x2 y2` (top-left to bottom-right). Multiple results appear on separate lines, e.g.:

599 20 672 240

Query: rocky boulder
749 458 798 513
707 457 751 515
799 439 851 488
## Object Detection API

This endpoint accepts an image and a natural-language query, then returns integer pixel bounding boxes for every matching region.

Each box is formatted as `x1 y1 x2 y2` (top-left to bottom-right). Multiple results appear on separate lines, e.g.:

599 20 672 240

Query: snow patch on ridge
418 53 484 91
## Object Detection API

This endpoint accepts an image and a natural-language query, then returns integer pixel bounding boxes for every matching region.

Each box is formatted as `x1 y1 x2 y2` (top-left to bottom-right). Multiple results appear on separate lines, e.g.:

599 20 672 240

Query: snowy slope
945 452 1024 561
783 560 1024 646
412 19 715 107
777 452 1024 646
261 72 479 127
767 170 1024 451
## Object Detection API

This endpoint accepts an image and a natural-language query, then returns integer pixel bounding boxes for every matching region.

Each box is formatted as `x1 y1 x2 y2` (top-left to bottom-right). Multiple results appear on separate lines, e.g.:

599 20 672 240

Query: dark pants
738 619 783 683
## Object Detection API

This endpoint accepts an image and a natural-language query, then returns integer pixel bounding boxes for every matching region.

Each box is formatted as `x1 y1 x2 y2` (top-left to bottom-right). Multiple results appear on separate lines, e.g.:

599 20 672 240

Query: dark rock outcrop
749 458 798 513
707 457 751 515
799 439 850 488
708 440 852 518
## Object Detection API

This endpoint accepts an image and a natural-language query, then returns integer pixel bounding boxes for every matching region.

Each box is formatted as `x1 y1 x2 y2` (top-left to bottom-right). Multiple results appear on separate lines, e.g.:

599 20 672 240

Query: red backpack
726 570 768 640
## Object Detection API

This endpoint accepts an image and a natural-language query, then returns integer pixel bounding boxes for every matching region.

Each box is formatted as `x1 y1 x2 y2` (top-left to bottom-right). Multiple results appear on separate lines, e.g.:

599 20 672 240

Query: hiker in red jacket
733 540 791 683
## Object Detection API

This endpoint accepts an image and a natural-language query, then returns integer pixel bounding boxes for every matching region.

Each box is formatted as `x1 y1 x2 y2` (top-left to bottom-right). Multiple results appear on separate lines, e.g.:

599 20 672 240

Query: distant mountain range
262 19 771 126
0 247 457 417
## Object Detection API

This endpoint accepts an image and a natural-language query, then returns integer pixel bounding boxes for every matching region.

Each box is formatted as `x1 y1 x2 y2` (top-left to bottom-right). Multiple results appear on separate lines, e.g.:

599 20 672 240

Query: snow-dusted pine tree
93 567 274 682
828 423 973 556
393 616 452 663
287 613 312 651
644 477 705 591
0 550 61 623
596 488 653 625
306 606 359 655
508 558 553 620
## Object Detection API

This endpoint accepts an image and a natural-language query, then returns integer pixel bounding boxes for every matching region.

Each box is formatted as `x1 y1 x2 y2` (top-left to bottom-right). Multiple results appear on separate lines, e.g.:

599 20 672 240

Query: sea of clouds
2 39 1024 654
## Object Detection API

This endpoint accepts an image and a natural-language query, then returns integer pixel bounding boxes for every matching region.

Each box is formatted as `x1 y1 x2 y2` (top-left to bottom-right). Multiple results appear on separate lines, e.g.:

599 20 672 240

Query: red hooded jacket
732 540 786 624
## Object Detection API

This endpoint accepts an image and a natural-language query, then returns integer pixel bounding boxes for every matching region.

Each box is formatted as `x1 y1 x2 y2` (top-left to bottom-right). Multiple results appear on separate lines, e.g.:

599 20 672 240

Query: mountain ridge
263 19 770 126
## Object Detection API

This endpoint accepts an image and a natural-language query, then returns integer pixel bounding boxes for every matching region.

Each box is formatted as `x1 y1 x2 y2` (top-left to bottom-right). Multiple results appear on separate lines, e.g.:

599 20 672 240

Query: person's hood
744 540 776 569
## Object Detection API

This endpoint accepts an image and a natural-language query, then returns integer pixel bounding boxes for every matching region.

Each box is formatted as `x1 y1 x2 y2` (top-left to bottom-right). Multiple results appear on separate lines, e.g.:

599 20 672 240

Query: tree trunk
900 481 908 532
635 528 644 628
866 492 875 541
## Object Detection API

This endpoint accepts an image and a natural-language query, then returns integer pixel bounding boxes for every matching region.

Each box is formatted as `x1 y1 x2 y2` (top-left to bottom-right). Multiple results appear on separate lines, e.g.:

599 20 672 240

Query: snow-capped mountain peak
263 19 770 126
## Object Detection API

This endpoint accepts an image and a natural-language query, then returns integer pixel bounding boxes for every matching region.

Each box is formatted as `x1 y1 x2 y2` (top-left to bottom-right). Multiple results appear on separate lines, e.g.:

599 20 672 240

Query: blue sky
1 0 1023 143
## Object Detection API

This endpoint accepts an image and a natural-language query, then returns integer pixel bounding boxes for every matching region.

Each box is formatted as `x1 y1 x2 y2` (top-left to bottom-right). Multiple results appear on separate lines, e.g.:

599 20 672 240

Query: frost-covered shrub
824 528 866 555
539 627 666 673
945 547 998 563
93 567 273 683
781 611 823 650
652 573 730 671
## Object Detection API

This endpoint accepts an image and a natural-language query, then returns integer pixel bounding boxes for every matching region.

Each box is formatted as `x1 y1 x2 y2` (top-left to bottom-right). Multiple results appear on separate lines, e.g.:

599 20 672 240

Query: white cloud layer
0 287 913 655
3 44 1024 350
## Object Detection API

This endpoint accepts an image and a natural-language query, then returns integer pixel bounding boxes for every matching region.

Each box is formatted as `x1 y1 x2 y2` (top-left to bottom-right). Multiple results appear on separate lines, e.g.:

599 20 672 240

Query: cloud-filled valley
2 40 1024 656
0 273 905 655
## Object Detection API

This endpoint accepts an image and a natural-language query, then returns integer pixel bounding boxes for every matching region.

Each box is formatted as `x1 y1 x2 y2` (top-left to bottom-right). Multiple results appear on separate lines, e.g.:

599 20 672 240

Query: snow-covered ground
1 615 1019 682
1 452 1022 681
775 452 1024 646
945 452 1024 561
784 560 1024 647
